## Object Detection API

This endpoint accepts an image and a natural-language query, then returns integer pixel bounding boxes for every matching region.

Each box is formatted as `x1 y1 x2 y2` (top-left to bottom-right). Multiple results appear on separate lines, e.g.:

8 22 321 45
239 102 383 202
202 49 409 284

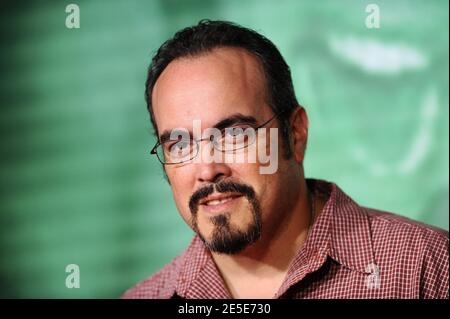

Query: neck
211 178 314 297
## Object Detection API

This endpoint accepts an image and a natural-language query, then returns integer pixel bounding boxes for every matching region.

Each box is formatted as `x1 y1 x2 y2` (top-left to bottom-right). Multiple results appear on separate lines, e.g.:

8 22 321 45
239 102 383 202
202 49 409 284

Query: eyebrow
159 129 190 144
158 113 258 143
214 113 258 131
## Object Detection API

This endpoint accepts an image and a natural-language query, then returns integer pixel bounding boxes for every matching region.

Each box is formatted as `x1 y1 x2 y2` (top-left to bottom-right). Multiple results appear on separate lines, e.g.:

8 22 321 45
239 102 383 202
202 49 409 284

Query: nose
195 140 232 184
195 162 231 183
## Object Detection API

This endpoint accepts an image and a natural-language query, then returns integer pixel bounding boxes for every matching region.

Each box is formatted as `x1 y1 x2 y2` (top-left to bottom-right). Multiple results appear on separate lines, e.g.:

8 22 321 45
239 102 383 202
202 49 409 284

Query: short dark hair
145 19 300 157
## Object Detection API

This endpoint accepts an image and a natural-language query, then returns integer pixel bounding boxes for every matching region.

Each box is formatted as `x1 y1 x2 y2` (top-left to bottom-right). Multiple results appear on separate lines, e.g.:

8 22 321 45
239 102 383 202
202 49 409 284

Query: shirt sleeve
419 231 449 299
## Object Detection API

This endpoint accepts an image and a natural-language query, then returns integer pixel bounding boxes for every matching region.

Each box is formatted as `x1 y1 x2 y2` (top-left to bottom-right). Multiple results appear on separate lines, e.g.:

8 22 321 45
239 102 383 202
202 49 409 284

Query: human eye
221 126 253 149
166 139 192 158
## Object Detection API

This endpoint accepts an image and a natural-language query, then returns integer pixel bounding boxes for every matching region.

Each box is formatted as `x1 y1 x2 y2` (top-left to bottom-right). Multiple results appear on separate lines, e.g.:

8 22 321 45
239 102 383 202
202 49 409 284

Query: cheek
231 162 266 188
166 168 194 223
229 163 269 208
232 163 280 212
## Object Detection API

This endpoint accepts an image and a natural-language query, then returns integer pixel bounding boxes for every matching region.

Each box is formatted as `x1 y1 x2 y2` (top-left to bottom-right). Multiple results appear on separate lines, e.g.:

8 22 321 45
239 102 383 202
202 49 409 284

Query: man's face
152 47 302 254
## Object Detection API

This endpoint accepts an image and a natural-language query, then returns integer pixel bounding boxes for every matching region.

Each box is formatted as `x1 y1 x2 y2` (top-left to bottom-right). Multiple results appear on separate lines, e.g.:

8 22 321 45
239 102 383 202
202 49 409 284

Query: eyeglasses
150 111 283 165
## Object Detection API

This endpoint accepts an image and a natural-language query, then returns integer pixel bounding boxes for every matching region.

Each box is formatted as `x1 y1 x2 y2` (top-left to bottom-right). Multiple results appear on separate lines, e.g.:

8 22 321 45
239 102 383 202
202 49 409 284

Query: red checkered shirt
122 179 449 299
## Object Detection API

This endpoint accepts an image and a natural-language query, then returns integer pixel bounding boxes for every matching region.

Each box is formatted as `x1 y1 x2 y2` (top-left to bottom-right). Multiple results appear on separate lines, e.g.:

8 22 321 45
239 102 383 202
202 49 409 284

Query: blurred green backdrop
0 0 448 298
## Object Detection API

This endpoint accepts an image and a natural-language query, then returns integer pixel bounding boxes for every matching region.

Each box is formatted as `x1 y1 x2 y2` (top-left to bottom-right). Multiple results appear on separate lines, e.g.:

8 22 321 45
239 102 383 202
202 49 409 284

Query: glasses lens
159 139 197 164
216 126 257 152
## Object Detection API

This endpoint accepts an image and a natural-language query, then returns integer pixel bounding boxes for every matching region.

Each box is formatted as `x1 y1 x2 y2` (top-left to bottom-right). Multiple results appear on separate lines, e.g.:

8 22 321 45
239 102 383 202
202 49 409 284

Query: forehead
152 47 270 134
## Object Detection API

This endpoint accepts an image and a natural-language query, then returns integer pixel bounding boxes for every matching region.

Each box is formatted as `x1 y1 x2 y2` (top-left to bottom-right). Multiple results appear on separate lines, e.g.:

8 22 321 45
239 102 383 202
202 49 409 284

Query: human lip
198 192 243 213
199 192 243 206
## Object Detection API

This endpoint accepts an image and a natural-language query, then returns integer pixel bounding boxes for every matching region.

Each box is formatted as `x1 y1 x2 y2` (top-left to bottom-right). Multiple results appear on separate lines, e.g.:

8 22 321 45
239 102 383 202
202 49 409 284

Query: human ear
290 106 309 163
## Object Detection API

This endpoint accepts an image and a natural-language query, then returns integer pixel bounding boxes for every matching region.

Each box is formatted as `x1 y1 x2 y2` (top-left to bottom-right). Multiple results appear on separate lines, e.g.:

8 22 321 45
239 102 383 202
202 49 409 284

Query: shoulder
121 254 185 299
121 236 206 299
364 207 448 251
364 208 449 298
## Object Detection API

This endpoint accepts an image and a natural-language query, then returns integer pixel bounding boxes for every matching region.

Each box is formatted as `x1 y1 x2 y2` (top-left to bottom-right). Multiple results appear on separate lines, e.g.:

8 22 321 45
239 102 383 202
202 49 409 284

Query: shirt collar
326 180 376 274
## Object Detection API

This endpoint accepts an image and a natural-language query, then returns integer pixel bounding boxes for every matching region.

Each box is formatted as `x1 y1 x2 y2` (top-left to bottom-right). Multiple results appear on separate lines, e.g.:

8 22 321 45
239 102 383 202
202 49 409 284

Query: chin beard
197 212 261 254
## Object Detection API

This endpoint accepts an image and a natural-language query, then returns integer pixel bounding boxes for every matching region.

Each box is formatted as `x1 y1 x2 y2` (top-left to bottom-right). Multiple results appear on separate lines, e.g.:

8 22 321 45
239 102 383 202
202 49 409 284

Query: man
123 20 448 299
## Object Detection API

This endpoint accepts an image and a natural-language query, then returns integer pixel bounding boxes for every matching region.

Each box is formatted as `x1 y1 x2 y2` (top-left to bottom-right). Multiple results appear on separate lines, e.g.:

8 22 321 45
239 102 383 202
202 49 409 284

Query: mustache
189 181 256 214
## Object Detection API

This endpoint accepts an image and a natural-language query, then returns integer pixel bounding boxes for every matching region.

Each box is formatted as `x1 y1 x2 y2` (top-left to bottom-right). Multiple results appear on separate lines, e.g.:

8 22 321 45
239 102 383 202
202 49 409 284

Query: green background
0 0 448 298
